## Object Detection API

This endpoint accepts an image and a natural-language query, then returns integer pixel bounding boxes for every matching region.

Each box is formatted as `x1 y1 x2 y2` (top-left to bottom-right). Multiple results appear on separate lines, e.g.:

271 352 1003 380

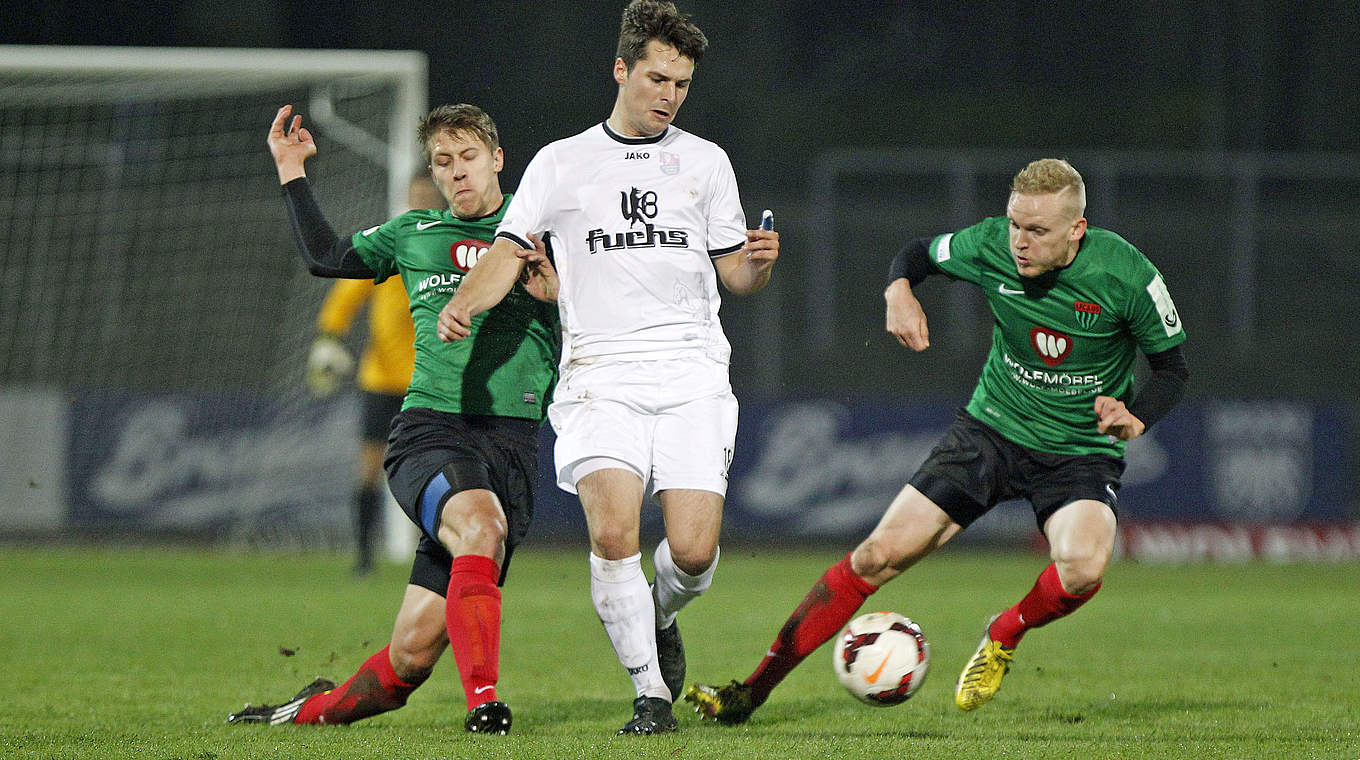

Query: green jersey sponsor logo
1030 327 1072 366
1002 351 1106 396
414 239 491 296
450 239 489 270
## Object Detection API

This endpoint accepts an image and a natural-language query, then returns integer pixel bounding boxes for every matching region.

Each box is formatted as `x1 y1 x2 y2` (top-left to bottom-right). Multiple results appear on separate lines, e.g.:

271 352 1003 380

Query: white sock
589 552 669 701
652 538 719 629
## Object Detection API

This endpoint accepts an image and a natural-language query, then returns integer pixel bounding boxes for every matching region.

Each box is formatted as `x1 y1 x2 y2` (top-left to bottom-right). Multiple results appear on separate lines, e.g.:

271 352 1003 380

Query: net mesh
0 51 422 549
0 72 399 390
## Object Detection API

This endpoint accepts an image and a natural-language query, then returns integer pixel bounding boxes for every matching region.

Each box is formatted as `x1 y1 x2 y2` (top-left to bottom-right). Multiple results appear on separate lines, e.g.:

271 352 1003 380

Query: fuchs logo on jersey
449 239 490 272
659 150 680 175
1073 300 1102 329
586 186 689 253
1030 327 1073 367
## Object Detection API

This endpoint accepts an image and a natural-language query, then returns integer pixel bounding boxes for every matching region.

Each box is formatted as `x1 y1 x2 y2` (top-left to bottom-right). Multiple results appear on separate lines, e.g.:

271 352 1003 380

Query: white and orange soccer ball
832 611 930 706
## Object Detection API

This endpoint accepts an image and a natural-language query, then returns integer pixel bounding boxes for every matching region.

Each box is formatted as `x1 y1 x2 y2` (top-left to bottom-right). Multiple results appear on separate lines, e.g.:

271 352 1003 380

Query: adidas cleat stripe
268 697 308 725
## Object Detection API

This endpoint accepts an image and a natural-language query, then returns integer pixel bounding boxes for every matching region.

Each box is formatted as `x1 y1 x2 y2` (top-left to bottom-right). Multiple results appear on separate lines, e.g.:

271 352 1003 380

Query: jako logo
450 239 490 271
1030 327 1072 367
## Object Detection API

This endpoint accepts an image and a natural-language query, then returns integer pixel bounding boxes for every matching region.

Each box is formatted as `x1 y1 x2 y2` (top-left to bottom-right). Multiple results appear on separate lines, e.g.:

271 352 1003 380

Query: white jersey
496 122 748 365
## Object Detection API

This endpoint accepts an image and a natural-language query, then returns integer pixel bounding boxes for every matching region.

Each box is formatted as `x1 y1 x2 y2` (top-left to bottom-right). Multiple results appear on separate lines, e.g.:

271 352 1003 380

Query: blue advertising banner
57 391 1353 549
65 390 359 547
1119 400 1352 523
530 399 1355 544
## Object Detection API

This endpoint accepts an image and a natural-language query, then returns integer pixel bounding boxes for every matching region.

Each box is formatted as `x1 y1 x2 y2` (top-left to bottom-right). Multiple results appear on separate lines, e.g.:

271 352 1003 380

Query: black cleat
616 696 677 735
227 678 336 725
464 700 512 734
655 620 686 702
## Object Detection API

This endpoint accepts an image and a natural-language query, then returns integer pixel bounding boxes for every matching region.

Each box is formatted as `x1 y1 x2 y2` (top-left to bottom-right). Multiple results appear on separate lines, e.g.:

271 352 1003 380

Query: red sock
745 554 877 706
294 645 420 724
446 554 503 709
989 563 1100 649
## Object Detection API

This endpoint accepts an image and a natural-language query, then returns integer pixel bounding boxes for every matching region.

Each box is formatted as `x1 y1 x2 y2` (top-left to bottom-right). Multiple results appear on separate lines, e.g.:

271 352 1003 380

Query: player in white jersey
499 123 747 363
437 0 779 736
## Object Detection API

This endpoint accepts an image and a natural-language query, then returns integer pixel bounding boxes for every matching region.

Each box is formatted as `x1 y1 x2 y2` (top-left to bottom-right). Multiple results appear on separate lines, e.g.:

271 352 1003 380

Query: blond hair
1011 158 1086 217
417 104 499 164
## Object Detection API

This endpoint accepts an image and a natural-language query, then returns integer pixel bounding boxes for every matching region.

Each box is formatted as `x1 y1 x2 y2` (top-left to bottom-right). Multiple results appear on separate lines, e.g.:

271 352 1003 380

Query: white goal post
0 46 427 558
0 45 427 217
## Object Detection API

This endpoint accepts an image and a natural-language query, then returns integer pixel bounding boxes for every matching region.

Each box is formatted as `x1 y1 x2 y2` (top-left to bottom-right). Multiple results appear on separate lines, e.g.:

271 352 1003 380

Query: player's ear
1071 217 1087 241
492 147 504 172
613 57 628 86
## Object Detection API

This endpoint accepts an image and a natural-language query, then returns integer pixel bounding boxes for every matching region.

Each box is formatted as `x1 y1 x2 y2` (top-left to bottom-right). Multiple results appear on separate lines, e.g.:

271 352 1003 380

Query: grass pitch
1 543 1356 759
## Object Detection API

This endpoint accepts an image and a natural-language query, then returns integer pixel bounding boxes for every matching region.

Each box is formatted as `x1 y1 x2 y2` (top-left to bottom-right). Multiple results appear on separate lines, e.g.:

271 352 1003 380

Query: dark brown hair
616 0 708 70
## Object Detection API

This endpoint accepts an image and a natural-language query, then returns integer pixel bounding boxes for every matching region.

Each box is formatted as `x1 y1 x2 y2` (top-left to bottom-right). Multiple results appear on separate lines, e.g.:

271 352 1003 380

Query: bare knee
1043 500 1115 595
666 539 718 575
388 628 442 682
849 507 957 587
438 496 507 558
460 510 507 553
1054 552 1109 596
849 536 908 586
849 539 887 578
590 524 640 559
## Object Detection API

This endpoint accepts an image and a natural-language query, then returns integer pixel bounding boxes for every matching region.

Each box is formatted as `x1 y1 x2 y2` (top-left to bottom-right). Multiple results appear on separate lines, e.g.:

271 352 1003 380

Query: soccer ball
832 611 930 706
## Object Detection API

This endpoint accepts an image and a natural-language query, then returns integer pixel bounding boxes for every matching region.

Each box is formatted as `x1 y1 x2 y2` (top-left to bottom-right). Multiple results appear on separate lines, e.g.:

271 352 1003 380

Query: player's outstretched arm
715 228 779 295
267 105 316 185
885 278 930 351
437 237 526 341
271 105 374 280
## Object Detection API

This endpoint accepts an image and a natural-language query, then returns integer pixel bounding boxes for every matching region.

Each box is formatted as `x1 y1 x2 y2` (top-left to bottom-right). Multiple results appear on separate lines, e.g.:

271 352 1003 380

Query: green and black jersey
350 194 560 419
929 216 1185 456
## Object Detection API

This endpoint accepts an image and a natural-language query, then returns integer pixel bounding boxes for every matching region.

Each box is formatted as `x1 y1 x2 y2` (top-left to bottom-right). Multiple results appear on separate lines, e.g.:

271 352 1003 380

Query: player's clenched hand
437 299 473 342
1095 395 1145 441
268 105 315 184
517 233 559 303
716 228 779 294
742 228 779 268
885 279 929 351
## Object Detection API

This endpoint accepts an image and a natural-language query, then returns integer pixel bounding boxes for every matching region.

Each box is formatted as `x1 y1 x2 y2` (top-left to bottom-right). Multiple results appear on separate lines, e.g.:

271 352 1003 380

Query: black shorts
384 408 539 592
360 390 405 443
909 410 1125 531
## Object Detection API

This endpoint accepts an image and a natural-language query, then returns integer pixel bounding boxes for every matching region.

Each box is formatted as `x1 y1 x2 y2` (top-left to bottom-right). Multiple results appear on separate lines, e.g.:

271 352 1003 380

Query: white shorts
549 356 739 497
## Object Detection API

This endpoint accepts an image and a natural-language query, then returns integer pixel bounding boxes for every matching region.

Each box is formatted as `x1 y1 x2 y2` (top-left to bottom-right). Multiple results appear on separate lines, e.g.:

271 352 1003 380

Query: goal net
0 46 426 552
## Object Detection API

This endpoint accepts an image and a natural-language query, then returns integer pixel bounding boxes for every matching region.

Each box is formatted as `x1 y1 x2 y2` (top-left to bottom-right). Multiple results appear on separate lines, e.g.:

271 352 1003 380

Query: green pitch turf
1 543 1356 759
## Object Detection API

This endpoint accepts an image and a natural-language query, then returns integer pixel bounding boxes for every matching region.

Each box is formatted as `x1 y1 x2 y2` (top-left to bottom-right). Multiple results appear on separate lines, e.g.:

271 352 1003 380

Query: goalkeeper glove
306 334 355 396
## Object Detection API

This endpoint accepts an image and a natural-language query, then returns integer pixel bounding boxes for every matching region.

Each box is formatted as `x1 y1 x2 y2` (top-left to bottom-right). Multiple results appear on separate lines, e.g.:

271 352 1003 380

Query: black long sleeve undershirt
886 236 936 288
1127 345 1189 430
281 177 377 279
